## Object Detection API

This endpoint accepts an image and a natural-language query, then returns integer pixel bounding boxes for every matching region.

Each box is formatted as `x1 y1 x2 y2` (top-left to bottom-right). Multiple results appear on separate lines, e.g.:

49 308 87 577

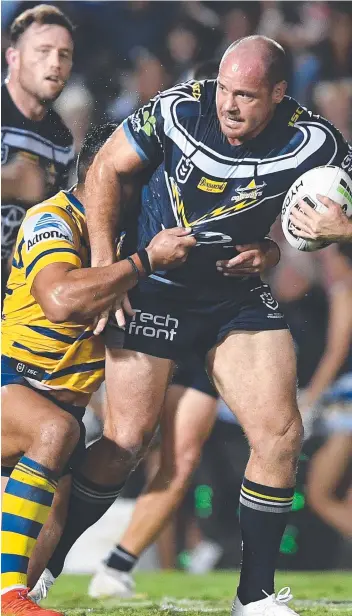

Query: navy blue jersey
123 80 352 296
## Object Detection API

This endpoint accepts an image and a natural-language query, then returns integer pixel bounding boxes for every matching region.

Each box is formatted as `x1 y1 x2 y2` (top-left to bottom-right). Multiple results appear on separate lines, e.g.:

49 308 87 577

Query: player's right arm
84 94 165 267
31 227 196 324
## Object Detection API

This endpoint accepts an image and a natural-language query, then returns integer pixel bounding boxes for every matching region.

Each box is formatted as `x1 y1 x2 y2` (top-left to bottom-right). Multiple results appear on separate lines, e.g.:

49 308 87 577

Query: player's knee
38 414 80 456
250 412 303 464
106 426 154 473
163 442 202 488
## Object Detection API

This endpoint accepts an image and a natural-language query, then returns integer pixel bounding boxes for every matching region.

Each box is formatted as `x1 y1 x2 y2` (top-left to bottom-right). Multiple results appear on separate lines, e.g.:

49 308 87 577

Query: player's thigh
1 383 80 462
208 329 299 438
160 384 217 471
104 347 174 439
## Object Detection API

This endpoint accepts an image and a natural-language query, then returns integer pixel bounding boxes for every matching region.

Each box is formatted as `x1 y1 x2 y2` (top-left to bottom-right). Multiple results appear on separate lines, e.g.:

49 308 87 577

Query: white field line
65 597 352 614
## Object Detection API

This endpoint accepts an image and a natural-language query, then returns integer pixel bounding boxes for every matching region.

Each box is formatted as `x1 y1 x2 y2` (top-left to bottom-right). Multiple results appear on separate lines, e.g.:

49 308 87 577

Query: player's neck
6 78 48 122
73 185 84 204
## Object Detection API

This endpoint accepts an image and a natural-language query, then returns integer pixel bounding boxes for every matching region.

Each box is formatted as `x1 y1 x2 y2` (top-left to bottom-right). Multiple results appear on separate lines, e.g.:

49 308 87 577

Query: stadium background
2 0 352 575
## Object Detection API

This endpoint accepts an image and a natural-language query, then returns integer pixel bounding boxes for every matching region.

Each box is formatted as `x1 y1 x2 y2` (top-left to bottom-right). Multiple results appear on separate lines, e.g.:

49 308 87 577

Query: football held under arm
84 97 165 268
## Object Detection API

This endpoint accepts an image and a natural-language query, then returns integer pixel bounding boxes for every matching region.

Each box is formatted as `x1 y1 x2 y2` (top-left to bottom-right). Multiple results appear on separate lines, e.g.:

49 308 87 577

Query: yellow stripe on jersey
2 191 105 395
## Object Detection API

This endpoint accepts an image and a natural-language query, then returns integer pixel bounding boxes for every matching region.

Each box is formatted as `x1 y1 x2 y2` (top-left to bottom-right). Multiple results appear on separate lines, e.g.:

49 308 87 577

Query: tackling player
1 123 195 616
83 35 352 616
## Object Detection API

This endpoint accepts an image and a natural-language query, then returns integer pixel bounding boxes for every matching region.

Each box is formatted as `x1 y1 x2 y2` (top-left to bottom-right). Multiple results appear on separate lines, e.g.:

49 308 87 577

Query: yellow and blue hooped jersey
2 190 105 394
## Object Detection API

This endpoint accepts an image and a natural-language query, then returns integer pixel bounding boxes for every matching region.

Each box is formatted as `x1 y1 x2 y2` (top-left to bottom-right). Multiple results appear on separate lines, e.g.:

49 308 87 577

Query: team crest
231 179 266 203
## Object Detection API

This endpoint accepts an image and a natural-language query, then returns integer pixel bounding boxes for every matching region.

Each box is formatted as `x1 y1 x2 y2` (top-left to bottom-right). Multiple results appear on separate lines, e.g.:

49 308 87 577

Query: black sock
47 472 124 578
237 477 294 606
105 544 138 573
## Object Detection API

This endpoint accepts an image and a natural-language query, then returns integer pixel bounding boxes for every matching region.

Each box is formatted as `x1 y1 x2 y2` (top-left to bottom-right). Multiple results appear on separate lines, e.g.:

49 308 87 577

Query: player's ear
5 46 20 72
272 81 287 104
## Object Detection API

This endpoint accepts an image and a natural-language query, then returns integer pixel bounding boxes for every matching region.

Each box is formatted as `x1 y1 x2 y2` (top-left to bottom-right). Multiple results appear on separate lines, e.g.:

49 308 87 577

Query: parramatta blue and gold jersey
2 190 105 394
122 80 352 298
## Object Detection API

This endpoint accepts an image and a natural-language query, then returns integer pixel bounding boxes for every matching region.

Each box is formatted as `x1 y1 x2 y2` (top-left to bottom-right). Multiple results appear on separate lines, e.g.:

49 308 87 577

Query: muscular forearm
84 152 122 265
47 258 140 323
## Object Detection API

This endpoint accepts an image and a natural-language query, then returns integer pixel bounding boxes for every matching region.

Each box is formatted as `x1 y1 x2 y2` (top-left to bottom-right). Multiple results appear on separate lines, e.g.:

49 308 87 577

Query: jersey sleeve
122 94 164 167
295 110 352 182
21 206 82 288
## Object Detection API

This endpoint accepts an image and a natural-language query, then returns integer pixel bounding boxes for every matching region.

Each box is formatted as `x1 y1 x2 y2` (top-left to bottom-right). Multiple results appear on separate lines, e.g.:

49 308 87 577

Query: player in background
1 4 75 305
1 123 195 616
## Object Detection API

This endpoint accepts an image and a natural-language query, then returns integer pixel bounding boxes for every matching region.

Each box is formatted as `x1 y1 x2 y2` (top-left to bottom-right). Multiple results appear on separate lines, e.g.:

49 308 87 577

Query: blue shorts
105 277 287 361
172 356 217 399
1 355 86 474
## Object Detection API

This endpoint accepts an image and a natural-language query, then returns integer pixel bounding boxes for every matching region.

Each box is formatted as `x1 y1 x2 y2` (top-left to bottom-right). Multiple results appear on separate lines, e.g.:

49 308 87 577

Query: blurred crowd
2 0 352 571
2 0 352 153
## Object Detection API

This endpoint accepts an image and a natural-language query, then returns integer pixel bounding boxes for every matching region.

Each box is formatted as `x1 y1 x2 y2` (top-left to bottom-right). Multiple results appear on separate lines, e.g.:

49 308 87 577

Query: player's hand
114 294 135 329
93 308 110 336
289 196 352 243
91 254 116 336
146 227 196 271
216 239 280 277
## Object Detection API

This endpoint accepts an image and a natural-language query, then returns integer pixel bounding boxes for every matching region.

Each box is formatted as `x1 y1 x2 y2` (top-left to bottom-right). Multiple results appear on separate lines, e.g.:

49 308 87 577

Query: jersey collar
63 187 85 215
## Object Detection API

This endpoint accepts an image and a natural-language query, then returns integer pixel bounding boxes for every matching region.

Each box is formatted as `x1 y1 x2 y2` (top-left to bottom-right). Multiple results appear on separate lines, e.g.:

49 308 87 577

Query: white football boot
28 568 56 603
88 563 136 598
231 588 299 615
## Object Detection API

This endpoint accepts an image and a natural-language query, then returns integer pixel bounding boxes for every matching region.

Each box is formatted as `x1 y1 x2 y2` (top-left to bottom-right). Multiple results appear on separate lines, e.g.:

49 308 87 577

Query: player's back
2 190 105 395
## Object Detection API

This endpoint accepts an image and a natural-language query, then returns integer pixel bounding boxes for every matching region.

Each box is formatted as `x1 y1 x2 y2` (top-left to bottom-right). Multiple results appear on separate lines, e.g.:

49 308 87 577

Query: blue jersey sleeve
295 109 352 182
123 94 164 167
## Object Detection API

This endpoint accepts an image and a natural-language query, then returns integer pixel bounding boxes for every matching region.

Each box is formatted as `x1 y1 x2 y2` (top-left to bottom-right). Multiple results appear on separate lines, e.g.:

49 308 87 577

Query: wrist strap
126 256 140 281
137 249 152 275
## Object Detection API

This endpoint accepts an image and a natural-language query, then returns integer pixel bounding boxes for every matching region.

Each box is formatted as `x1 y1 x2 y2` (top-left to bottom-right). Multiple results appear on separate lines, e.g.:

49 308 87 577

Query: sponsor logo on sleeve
288 106 304 127
192 82 201 101
24 212 74 251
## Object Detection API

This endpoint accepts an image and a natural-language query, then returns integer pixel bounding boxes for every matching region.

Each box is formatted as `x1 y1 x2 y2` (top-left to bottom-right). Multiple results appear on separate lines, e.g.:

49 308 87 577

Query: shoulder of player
282 96 345 145
158 79 214 120
23 193 79 232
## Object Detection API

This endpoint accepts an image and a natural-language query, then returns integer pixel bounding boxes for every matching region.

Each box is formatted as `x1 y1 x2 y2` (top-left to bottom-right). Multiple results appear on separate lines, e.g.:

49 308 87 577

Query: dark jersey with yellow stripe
122 80 352 299
2 190 105 394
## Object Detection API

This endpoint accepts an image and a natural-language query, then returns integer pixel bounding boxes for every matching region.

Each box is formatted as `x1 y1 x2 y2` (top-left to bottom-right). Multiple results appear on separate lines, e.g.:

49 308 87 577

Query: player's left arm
216 238 280 277
290 121 352 243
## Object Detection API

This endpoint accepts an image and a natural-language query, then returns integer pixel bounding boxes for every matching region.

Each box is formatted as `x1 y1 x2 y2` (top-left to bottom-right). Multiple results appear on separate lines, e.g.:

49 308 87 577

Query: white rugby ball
281 166 352 251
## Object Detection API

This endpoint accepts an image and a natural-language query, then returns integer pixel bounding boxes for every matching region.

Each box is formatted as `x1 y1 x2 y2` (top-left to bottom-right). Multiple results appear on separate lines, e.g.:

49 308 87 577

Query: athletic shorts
105 277 288 361
172 356 217 399
1 354 86 475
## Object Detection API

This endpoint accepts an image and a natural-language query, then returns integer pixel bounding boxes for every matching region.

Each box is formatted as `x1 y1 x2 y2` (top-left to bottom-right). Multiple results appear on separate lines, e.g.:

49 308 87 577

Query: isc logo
128 310 178 341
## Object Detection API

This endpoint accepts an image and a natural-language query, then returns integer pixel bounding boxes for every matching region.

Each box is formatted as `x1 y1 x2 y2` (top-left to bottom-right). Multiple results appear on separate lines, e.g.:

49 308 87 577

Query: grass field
44 571 352 615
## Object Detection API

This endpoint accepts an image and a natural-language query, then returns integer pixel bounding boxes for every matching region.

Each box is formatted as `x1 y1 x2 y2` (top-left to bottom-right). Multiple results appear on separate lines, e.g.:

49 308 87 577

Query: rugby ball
281 166 352 251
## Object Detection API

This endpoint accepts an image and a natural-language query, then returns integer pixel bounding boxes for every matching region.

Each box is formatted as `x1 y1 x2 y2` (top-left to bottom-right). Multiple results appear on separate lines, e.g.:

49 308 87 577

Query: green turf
44 571 352 616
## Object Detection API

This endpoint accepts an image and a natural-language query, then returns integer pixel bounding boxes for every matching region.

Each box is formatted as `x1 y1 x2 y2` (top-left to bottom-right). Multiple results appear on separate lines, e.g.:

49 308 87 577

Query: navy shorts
105 277 288 361
1 355 86 475
172 356 217 399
